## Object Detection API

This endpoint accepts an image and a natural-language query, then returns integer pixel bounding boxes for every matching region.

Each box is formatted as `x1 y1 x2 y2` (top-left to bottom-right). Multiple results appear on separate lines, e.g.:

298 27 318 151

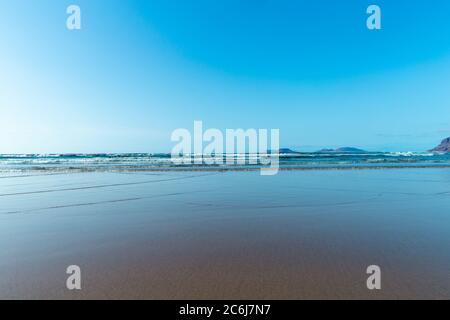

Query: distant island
275 148 301 154
272 138 450 155
430 137 450 152
316 147 366 153
270 147 367 154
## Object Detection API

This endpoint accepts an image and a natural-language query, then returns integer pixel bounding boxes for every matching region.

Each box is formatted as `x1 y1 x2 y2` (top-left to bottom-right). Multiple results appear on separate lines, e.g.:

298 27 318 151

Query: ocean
1 152 450 173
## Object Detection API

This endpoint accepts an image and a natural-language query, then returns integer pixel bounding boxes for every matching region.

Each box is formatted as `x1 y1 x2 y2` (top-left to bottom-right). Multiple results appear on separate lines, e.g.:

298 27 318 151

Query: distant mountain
279 148 300 154
430 137 450 152
270 148 300 154
317 147 366 153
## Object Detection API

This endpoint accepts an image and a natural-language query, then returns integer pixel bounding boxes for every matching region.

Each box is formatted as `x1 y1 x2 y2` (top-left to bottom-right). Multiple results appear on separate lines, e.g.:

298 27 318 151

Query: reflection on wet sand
0 169 449 299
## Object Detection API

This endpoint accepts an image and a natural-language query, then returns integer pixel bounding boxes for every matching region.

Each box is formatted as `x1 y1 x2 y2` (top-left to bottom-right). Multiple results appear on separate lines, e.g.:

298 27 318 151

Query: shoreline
2 164 450 174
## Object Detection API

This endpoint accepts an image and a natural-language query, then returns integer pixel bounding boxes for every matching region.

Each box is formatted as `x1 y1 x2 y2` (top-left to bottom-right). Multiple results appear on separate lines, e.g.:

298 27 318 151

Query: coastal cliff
430 137 450 152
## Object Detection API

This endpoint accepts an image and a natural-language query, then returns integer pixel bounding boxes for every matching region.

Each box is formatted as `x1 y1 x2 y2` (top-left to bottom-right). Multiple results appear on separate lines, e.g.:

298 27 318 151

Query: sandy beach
0 168 449 299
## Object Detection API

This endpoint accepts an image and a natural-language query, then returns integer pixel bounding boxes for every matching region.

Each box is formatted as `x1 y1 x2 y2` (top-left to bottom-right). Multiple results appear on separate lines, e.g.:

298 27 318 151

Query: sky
1 0 450 153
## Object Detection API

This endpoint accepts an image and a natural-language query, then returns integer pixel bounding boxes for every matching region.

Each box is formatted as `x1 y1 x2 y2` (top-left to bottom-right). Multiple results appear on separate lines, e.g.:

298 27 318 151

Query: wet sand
0 169 449 299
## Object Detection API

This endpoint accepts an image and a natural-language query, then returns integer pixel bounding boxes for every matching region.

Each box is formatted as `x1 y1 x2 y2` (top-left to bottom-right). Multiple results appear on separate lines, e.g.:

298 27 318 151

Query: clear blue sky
1 0 450 153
